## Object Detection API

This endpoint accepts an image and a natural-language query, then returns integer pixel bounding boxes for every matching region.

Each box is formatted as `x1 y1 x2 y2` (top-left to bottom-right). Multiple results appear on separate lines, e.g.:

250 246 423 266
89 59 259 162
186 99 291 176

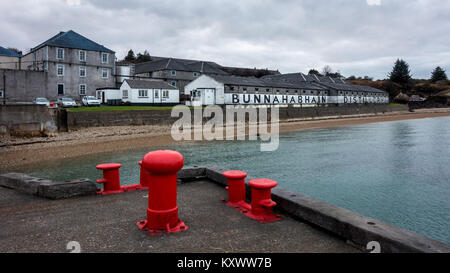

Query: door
202 89 215 105
101 92 105 104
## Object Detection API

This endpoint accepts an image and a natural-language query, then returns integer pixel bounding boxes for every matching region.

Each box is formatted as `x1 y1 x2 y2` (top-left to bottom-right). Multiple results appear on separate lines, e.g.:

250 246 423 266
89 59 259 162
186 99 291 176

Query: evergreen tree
308 69 322 76
388 59 411 84
124 49 136 62
136 50 151 63
430 66 448 82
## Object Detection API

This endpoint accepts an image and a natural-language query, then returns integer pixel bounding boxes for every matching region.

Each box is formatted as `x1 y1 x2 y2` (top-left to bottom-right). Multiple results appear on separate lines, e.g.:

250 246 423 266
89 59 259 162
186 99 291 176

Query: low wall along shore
0 104 409 135
66 104 409 130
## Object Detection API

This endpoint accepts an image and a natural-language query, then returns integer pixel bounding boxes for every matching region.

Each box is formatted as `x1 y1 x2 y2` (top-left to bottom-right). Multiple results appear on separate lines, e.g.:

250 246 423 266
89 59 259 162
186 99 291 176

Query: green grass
67 106 175 112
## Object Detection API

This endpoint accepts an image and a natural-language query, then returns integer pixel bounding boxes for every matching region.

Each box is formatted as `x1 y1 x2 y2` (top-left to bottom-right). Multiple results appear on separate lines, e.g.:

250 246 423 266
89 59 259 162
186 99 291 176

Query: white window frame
122 90 128 99
56 48 64 60
79 50 87 62
0 90 3 98
171 70 176 76
102 68 109 79
171 81 176 87
56 64 65 76
57 83 65 95
138 89 148 98
79 66 86 78
79 84 87 96
193 72 198 77
154 90 159 99
101 53 109 64
162 90 169 99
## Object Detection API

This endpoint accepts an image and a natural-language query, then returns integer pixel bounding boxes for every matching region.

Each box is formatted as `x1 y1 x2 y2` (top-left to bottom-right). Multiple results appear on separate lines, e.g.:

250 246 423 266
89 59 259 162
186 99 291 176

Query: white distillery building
119 79 179 105
184 74 389 106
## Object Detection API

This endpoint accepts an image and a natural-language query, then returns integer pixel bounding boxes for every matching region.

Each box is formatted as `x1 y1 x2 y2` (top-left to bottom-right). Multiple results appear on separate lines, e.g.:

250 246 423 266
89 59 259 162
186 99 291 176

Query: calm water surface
20 116 450 243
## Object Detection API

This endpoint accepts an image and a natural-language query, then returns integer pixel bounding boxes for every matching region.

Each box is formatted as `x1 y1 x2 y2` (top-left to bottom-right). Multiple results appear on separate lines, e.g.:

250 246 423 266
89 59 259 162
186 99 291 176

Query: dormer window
56 48 64 60
193 72 198 77
171 70 176 76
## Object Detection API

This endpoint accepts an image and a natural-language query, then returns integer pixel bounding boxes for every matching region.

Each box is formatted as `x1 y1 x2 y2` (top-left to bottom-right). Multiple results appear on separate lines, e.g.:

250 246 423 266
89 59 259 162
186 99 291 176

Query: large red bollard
96 163 123 195
136 150 188 234
138 160 150 189
222 170 250 211
246 179 282 223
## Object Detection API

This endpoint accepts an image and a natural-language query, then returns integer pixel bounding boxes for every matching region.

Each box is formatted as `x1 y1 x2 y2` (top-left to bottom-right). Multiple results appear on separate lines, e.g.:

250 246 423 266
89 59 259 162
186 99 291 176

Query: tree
308 69 322 76
136 50 151 63
388 59 411 84
430 66 448 82
124 49 136 62
322 65 332 76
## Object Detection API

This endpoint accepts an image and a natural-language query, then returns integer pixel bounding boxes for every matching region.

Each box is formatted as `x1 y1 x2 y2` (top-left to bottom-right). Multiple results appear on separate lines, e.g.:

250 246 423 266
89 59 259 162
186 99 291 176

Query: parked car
82 96 101 106
58 97 78 108
33 97 50 107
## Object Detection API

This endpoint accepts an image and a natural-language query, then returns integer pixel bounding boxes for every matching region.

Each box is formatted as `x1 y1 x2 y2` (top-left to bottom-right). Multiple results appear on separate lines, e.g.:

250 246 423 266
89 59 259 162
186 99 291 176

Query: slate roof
31 30 114 53
208 74 325 90
123 79 178 90
135 57 228 75
0 46 20 57
262 73 386 93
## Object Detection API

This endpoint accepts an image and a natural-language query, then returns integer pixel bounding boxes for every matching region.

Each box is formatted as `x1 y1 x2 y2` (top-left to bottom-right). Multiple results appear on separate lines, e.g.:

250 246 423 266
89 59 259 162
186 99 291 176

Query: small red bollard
96 163 123 195
138 160 150 189
136 150 188 235
245 179 282 223
222 170 250 211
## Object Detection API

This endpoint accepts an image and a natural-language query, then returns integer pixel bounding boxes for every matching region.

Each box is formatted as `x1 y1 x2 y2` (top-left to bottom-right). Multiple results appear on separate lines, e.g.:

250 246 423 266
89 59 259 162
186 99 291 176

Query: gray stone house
20 30 115 100
134 57 228 92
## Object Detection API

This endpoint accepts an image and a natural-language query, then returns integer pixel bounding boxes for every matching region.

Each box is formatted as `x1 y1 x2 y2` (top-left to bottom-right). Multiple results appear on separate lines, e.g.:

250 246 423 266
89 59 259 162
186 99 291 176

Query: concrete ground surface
0 179 360 253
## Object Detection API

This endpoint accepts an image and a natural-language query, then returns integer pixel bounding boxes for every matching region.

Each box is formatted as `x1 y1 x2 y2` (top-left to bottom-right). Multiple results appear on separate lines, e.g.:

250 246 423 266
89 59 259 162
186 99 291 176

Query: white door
202 89 215 105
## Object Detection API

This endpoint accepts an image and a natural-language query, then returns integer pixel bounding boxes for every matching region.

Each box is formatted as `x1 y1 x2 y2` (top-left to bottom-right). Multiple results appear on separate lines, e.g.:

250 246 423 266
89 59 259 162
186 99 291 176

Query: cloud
366 0 381 6
0 0 449 80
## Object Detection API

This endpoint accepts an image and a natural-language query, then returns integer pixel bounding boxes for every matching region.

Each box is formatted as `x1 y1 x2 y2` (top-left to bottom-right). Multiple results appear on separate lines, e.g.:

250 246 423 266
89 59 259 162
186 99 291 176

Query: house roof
135 57 229 75
262 73 386 93
123 79 178 90
208 74 325 90
30 30 114 53
0 46 20 57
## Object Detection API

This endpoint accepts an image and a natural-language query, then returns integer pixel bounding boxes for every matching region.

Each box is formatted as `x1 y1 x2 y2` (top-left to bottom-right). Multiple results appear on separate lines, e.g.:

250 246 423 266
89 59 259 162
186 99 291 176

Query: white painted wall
119 81 179 104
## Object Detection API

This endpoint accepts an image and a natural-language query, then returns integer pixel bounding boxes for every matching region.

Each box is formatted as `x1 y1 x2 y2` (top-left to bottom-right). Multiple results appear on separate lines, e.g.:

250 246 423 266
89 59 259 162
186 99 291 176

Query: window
57 64 64 76
102 68 108 78
0 90 3 98
171 81 176 87
162 90 169 98
122 90 128 99
154 90 159 99
138 89 148 98
255 88 259 91
79 84 87 95
101 53 109 64
57 84 64 95
243 87 247 91
56 48 64 60
79 50 86 62
230 86 235 91
171 70 176 76
79 66 86 77
266 88 270 92
193 72 198 77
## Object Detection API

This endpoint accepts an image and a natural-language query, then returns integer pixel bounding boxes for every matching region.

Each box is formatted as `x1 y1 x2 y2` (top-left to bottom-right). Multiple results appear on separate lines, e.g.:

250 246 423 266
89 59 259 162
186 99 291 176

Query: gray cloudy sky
1 0 449 79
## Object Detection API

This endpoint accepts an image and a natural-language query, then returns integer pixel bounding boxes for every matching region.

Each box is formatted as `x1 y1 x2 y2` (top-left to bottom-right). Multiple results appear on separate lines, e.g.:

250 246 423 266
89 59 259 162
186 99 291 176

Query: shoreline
1 108 449 172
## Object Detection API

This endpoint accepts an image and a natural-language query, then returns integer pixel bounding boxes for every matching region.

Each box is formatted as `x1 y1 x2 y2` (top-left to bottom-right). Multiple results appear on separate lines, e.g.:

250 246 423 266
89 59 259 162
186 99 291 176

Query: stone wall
66 104 409 130
0 105 59 136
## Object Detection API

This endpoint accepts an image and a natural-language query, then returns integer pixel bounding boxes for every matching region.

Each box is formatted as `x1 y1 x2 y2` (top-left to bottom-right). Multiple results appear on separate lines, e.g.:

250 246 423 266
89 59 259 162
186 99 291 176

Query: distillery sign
225 93 388 105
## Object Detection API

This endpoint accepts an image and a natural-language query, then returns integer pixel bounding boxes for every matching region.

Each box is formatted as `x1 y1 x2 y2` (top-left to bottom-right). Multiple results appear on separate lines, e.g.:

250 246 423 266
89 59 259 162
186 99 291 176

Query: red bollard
138 160 150 189
246 179 282 223
96 163 123 195
222 170 250 211
136 150 188 235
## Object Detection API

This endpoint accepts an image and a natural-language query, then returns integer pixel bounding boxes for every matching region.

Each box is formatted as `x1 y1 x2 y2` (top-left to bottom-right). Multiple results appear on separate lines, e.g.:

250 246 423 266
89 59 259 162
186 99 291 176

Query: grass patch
67 106 175 112
388 103 407 107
